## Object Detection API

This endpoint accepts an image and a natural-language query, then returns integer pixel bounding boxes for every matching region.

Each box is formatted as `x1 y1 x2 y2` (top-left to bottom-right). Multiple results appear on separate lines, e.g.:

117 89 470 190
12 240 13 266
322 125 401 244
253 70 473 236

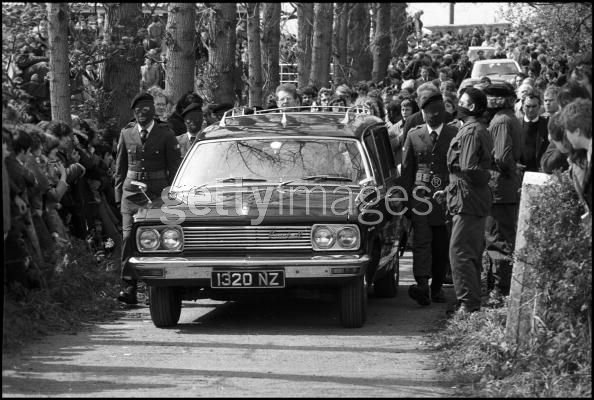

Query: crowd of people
3 18 592 312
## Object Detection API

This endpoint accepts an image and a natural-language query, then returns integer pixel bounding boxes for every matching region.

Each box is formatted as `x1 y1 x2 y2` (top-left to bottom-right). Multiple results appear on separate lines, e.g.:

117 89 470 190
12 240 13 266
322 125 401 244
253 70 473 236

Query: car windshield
172 137 368 191
472 62 520 78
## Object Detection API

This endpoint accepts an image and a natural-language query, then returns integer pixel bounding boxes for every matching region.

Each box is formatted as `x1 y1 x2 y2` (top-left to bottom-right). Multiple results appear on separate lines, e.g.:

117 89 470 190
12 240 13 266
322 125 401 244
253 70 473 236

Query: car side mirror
131 180 152 204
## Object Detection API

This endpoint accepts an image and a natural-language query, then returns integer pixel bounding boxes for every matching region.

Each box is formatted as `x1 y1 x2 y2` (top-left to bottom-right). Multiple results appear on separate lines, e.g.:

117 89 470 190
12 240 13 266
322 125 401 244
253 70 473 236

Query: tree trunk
246 3 263 107
347 3 372 83
309 3 333 90
204 3 237 105
46 3 71 125
165 3 196 106
332 4 349 86
296 2 314 89
371 3 391 82
101 3 144 128
390 3 408 59
260 2 281 102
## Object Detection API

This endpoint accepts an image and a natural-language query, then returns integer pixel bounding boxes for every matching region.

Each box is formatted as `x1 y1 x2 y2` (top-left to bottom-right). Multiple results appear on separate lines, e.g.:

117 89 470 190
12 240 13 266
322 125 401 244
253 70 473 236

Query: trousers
450 213 486 311
483 203 518 295
411 214 449 294
121 211 138 286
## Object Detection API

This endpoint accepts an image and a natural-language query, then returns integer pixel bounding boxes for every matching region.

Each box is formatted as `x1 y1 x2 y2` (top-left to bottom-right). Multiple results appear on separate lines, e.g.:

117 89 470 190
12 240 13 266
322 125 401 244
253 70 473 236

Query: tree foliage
498 3 592 53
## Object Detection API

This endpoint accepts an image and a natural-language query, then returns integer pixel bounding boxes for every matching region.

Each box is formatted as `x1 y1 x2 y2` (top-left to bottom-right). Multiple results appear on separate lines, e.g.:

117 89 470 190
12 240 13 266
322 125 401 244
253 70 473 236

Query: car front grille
182 226 312 250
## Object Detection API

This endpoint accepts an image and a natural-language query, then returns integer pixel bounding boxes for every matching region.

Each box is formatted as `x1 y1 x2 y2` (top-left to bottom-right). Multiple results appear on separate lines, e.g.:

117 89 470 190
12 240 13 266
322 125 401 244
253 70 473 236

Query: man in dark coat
402 88 458 306
482 82 523 305
518 92 549 172
114 92 182 304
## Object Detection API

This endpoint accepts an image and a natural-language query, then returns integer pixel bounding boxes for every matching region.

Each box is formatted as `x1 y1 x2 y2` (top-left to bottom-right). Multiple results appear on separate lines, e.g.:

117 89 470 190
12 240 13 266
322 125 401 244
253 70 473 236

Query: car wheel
149 286 182 328
339 274 367 328
374 254 399 298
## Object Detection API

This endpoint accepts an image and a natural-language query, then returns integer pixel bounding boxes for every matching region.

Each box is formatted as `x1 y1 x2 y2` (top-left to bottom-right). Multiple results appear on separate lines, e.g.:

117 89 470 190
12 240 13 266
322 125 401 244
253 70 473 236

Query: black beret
130 93 154 109
483 81 516 97
181 103 203 117
418 90 443 109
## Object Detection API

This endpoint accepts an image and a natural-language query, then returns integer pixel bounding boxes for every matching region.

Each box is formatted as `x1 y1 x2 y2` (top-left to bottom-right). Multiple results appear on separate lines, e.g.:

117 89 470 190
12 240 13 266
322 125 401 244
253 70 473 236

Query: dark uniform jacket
115 120 181 213
445 117 494 217
488 109 522 204
402 123 458 225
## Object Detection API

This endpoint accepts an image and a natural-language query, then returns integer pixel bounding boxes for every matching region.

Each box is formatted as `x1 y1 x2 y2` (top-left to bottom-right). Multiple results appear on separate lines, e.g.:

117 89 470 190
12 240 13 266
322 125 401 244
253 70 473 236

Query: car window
173 138 368 189
363 131 383 184
472 61 520 78
370 126 397 184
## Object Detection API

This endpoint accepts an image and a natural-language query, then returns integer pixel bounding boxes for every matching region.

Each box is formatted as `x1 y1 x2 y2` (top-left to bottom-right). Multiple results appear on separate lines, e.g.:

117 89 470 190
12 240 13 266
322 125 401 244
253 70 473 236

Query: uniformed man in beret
114 92 182 304
402 87 458 306
433 87 493 314
482 82 522 306
177 103 204 158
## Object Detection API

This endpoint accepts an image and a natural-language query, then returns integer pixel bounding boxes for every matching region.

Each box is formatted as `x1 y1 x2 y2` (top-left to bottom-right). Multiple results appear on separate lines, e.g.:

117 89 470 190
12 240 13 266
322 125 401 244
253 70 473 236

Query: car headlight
138 228 160 251
311 224 360 251
337 226 359 249
136 225 184 252
161 227 182 250
312 226 336 249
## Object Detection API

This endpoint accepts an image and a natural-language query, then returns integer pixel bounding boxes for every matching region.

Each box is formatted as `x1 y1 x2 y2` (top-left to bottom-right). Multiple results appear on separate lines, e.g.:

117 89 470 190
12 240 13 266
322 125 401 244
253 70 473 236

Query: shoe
408 284 431 306
483 289 505 308
431 290 447 303
443 273 453 285
445 302 479 317
117 287 138 305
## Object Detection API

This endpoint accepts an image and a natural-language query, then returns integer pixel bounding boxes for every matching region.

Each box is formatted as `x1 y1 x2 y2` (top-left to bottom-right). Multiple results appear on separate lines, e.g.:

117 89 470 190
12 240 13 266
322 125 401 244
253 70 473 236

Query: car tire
149 286 182 328
339 274 367 328
374 255 399 298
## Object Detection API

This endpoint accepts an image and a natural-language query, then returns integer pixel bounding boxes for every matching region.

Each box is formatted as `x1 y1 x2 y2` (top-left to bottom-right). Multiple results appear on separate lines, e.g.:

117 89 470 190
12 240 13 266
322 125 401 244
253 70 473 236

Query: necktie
140 129 148 144
430 130 437 145
189 136 196 145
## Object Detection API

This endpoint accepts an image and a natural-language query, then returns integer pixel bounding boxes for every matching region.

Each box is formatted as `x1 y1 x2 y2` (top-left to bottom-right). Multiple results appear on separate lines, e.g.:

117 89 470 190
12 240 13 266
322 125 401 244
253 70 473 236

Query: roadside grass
2 237 124 354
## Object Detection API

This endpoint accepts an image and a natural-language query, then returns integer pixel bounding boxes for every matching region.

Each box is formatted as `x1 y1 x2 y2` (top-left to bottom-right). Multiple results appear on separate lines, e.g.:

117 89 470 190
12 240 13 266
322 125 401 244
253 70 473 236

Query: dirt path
2 252 455 397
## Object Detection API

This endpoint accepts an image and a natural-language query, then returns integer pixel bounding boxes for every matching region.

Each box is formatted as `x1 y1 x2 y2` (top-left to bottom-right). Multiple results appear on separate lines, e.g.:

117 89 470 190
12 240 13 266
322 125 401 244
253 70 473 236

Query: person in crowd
177 103 203 158
432 67 451 90
541 85 560 118
167 92 204 135
442 92 458 120
114 92 182 305
481 82 523 306
300 85 318 108
402 89 458 306
518 91 549 172
313 88 333 112
389 98 416 172
560 98 592 213
540 111 570 174
140 56 161 92
46 121 88 239
335 84 353 107
433 87 493 315
147 16 164 47
275 83 301 111
415 65 432 90
147 86 174 121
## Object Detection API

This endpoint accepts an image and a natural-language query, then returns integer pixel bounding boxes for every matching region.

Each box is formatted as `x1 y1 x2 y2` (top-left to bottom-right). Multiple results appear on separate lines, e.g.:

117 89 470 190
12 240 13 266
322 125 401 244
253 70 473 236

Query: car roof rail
218 105 372 127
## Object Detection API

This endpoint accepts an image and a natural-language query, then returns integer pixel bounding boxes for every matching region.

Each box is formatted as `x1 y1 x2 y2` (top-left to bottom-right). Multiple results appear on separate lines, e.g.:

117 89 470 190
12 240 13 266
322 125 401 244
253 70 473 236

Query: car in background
458 58 522 95
467 46 497 62
128 106 404 329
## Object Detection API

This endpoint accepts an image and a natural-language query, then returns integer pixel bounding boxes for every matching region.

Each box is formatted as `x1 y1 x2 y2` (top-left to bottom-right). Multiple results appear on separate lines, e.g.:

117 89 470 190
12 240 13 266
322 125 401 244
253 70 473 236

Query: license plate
211 270 285 288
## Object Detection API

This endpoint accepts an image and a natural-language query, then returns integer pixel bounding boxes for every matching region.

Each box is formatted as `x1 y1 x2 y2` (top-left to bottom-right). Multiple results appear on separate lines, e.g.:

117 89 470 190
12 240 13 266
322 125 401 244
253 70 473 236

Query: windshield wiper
278 175 353 188
172 178 268 195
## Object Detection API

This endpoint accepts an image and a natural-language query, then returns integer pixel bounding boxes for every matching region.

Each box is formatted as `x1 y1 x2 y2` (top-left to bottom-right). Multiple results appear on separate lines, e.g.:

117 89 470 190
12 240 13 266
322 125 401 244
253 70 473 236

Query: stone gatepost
505 172 551 347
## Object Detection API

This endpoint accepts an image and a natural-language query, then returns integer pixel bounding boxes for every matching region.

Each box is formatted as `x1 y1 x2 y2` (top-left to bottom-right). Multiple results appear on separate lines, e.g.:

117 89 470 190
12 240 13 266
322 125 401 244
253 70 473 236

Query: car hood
134 185 365 224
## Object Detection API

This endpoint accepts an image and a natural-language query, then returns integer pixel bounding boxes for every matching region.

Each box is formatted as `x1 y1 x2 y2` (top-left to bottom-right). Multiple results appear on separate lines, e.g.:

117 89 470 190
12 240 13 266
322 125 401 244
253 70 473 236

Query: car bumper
130 254 370 282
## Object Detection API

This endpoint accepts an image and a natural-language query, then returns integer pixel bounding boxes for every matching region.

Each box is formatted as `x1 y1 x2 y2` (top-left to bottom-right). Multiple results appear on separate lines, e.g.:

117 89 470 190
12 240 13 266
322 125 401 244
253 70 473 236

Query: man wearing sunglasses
114 92 182 304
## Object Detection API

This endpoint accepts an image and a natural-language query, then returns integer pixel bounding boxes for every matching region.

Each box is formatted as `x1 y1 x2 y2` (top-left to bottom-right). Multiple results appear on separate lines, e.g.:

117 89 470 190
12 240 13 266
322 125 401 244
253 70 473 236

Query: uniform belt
415 172 431 183
127 170 167 180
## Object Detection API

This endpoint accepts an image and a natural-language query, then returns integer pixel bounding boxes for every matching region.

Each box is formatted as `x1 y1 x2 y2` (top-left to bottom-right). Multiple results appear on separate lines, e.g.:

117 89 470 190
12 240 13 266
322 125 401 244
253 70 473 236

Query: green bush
3 237 122 351
518 171 592 396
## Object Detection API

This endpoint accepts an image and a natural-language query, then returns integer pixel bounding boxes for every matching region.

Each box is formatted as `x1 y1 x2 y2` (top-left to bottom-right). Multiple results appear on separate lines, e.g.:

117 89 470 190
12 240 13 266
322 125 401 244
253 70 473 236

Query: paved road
2 252 455 397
